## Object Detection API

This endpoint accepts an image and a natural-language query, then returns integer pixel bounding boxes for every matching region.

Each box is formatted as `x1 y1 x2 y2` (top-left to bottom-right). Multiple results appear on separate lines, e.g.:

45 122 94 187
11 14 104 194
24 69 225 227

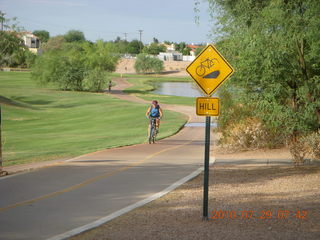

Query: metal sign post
186 44 234 221
203 116 211 220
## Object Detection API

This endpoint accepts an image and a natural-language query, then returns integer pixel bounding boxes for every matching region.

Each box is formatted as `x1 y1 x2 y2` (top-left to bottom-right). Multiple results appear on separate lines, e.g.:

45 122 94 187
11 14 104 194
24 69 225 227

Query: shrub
220 118 267 151
288 137 308 166
83 69 109 92
32 41 118 91
134 54 164 74
303 131 320 161
32 48 85 91
287 130 319 166
0 31 29 67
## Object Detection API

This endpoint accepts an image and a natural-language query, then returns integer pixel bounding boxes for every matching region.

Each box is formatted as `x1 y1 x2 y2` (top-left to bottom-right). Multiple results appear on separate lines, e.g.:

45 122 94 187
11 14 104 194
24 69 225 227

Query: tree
0 31 26 67
204 0 320 154
134 54 164 74
0 11 6 31
113 39 129 54
114 36 121 43
83 68 110 92
174 42 186 53
41 35 66 52
83 40 119 72
0 11 23 31
182 47 192 55
127 39 143 54
153 37 159 44
64 30 85 42
32 41 119 92
0 14 32 67
33 30 50 43
143 43 166 55
195 46 205 56
32 44 86 90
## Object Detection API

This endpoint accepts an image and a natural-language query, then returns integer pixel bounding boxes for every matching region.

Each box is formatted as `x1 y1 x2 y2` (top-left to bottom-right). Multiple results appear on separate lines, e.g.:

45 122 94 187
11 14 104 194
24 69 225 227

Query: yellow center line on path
0 134 201 213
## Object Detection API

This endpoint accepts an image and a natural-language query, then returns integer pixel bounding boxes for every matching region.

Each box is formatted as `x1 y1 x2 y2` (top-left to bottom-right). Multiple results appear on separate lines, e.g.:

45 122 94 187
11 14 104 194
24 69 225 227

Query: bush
32 41 118 92
220 116 319 166
303 131 320 162
220 118 266 151
0 31 28 67
83 69 109 92
24 51 37 68
134 54 164 74
32 47 85 91
143 43 166 55
287 131 319 166
288 138 308 166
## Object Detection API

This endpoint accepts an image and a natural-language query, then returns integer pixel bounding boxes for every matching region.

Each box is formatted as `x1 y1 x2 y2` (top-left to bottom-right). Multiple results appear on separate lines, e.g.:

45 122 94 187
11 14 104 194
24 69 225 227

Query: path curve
109 77 203 122
0 78 212 240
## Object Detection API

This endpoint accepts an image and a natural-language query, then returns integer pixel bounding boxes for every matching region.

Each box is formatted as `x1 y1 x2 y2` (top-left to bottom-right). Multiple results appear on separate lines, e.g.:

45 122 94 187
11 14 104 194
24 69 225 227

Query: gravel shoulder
71 147 320 240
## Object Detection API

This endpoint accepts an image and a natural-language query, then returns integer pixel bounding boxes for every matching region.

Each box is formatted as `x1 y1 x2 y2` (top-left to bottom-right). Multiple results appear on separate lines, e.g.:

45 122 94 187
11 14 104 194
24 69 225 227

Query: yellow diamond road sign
186 44 234 96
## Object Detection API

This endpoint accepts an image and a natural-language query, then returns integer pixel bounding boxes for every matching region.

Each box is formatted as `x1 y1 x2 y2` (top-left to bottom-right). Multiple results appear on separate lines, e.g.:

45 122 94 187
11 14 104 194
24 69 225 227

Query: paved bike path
0 78 211 240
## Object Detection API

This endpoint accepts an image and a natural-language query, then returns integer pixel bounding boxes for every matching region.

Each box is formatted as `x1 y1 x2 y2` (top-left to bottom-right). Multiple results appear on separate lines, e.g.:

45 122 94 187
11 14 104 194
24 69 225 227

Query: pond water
152 82 207 97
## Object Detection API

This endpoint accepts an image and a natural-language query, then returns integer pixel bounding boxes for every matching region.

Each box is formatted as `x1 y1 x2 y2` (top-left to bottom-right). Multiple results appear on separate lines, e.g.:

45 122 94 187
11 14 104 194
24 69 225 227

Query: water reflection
152 82 210 97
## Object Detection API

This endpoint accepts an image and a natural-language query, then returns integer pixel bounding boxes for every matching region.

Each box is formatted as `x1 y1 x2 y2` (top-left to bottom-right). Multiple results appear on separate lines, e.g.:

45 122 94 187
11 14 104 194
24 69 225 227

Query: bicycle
0 170 8 177
148 117 159 144
196 58 219 76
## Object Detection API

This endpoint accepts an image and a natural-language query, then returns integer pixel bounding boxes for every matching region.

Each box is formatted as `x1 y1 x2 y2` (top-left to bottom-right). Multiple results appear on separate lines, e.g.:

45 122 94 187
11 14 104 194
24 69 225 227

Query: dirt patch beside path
71 148 320 240
115 58 190 76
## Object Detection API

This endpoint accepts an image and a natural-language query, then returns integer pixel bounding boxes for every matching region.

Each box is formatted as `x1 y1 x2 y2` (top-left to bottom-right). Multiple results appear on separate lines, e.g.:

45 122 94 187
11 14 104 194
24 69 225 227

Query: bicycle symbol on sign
196 58 219 77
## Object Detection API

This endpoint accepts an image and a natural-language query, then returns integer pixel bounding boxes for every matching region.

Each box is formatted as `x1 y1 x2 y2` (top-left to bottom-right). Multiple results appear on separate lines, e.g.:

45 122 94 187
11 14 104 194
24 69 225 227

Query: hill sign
186 44 234 96
196 97 219 116
186 44 234 220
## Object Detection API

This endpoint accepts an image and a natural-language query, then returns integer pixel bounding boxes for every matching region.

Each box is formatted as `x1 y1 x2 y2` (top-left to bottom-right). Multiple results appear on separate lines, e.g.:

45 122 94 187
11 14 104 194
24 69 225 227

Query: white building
158 52 183 61
20 32 41 54
162 43 175 52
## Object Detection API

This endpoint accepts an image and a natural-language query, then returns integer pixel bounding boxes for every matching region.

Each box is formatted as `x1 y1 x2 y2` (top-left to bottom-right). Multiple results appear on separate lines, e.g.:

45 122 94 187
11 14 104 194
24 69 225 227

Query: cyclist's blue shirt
150 105 160 117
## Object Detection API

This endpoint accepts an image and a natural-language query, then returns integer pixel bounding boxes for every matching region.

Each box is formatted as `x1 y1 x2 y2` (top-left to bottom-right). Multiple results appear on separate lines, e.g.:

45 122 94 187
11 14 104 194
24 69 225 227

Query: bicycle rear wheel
152 132 156 143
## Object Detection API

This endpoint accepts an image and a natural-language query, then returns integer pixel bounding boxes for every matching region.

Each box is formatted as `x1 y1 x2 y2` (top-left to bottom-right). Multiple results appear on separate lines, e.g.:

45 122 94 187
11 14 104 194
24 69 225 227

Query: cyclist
146 100 163 134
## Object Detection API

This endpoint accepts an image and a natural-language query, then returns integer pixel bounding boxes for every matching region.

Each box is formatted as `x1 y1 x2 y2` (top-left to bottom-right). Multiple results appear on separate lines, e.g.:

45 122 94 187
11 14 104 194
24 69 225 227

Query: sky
0 0 217 44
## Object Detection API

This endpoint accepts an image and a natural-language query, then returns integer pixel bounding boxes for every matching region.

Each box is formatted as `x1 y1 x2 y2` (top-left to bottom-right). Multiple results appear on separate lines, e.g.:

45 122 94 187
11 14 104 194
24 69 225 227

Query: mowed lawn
0 72 187 166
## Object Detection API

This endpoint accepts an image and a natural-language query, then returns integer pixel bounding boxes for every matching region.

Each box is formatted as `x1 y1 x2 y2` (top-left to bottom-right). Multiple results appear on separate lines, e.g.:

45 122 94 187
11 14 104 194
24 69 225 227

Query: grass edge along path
0 72 188 166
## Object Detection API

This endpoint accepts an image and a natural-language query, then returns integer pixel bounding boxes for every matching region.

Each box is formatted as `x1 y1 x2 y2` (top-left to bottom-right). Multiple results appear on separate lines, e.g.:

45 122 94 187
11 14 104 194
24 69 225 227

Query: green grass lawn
0 72 187 166
119 75 196 106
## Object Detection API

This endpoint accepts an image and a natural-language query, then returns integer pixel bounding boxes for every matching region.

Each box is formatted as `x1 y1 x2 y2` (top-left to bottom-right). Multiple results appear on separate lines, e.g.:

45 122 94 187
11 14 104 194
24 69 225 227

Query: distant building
182 55 195 62
19 32 42 55
158 52 183 61
187 44 204 56
162 43 175 52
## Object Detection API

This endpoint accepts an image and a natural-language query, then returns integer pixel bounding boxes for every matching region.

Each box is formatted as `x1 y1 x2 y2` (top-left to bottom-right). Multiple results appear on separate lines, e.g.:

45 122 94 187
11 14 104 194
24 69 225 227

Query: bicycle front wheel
149 125 155 144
